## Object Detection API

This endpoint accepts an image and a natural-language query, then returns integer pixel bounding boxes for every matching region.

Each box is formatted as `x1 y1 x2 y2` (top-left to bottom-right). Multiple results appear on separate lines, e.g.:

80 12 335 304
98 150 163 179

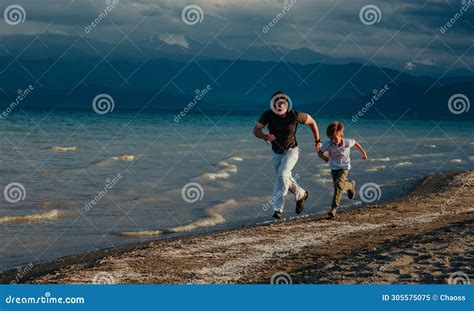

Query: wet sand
1 169 472 284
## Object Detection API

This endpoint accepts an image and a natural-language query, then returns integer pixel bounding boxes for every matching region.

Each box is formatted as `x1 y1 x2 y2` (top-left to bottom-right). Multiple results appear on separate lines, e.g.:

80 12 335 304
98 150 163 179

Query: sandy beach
1 169 472 284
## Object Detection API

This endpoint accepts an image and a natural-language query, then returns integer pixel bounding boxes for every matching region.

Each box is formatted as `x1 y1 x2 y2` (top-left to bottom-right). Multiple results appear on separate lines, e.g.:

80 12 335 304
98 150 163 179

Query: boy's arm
354 142 367 160
318 150 329 162
317 144 330 162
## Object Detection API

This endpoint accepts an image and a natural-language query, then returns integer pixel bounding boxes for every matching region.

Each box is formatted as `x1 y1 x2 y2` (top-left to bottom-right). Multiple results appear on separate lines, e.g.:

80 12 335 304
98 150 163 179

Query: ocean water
0 111 473 271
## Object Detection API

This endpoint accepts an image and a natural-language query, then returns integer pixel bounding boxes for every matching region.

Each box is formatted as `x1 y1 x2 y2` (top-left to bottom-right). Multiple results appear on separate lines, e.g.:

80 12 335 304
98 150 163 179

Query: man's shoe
273 211 283 220
296 191 309 214
327 208 337 219
347 180 356 200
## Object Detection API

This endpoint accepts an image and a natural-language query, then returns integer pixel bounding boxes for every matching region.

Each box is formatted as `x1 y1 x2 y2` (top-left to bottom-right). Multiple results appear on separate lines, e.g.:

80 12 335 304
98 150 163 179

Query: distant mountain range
0 34 473 120
2 33 473 77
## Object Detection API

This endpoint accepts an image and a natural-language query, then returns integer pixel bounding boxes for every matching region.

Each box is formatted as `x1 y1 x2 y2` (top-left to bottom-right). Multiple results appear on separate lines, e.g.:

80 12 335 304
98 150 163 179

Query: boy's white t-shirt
320 138 356 170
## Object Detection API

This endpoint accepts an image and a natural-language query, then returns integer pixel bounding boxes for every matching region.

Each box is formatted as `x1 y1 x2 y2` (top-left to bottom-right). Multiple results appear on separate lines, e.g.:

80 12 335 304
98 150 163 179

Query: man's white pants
271 147 305 212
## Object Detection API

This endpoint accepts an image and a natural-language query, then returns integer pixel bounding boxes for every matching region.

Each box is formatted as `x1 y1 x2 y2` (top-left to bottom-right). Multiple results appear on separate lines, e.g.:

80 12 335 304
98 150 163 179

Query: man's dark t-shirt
258 110 308 154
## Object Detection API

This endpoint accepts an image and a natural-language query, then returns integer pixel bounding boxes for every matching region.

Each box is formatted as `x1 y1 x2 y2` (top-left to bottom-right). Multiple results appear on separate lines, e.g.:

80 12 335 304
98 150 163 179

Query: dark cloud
0 0 472 68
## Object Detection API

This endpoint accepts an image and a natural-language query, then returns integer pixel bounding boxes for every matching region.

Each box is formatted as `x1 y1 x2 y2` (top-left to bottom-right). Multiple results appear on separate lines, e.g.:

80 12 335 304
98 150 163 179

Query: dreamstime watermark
262 173 300 211
181 182 204 203
270 93 293 115
84 0 120 34
440 176 472 213
359 182 382 203
270 271 292 284
10 263 34 284
84 173 122 212
181 4 204 25
174 85 212 122
440 0 473 34
447 271 470 284
0 85 34 119
262 191 283 211
4 4 26 25
92 270 134 284
359 5 382 26
448 93 470 115
4 182 26 204
5 292 85 304
92 93 115 114
262 0 297 34
92 272 115 284
352 85 389 123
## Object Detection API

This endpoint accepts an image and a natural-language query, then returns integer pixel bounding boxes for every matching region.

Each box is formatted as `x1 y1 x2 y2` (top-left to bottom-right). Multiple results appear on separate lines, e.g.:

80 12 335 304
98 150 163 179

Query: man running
253 91 322 219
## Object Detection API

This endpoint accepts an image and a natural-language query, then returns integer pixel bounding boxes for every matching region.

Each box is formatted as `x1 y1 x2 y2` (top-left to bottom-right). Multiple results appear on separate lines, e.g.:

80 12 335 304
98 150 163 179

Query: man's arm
253 122 275 142
354 142 367 160
303 114 322 151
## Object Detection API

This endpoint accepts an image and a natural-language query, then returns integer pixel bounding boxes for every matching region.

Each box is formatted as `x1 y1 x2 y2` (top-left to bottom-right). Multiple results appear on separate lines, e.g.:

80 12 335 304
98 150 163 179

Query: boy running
318 121 367 219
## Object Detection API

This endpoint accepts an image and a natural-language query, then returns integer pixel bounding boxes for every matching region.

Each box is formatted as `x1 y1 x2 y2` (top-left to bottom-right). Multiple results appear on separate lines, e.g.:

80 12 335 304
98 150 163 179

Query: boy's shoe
347 180 356 200
273 211 283 220
295 191 309 214
327 208 337 219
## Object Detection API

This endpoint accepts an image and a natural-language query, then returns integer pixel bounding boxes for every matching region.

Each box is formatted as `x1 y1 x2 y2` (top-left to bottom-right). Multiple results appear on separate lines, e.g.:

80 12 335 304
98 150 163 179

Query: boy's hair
326 121 344 137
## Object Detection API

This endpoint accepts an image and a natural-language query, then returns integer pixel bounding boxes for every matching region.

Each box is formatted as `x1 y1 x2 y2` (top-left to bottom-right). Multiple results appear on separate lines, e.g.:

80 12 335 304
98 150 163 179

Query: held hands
317 150 329 163
315 142 322 152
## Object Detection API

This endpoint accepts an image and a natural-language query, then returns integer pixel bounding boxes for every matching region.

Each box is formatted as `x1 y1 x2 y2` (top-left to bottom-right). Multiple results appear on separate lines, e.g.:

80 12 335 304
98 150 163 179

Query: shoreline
1 169 473 284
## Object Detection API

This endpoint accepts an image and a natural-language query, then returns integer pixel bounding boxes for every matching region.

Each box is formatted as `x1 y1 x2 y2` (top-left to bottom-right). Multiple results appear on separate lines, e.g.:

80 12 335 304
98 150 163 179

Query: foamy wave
426 145 436 148
227 156 243 161
201 158 240 181
52 146 78 153
117 200 238 237
395 162 413 167
317 168 331 175
397 153 443 160
365 165 386 172
118 230 163 237
218 163 238 173
314 178 333 185
168 212 225 233
368 157 390 162
99 155 136 167
39 200 73 209
449 159 463 164
202 171 231 181
112 155 135 161
0 210 60 224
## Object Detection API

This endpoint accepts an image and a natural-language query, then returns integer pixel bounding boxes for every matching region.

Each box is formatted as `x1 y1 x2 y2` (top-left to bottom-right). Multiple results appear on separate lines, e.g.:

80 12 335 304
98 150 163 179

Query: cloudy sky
1 0 473 70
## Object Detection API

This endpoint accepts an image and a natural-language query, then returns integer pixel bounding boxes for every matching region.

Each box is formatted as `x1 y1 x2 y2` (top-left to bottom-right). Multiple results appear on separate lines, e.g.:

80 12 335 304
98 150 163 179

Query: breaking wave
395 162 413 167
117 199 238 237
118 230 163 237
0 210 63 224
51 146 78 153
200 157 241 181
368 157 390 162
98 154 136 167
365 165 386 172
